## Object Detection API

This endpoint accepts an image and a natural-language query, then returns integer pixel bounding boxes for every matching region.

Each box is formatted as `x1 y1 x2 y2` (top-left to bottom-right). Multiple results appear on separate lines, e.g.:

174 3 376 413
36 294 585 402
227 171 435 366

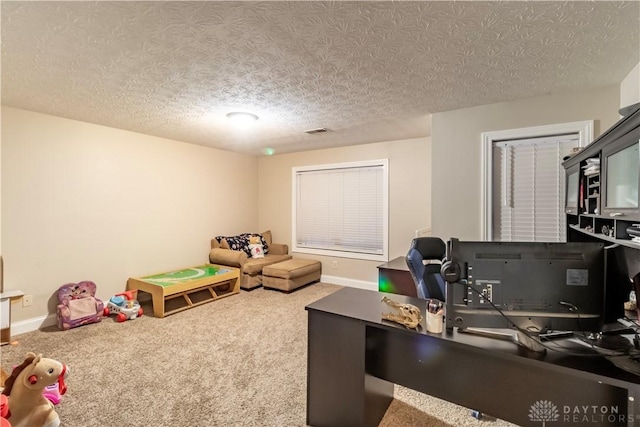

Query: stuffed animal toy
1 353 67 427
0 368 8 389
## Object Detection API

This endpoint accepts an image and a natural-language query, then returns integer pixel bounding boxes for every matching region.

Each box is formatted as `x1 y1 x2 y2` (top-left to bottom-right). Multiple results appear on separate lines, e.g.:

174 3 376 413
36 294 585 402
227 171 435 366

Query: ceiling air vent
304 127 329 135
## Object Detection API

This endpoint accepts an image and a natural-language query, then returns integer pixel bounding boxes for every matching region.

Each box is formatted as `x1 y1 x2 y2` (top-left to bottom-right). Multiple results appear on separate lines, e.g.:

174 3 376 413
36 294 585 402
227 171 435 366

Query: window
292 159 388 261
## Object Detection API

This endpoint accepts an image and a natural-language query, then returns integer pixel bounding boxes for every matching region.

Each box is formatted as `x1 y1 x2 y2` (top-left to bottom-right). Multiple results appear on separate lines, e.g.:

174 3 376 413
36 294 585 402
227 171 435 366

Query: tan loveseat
208 230 292 290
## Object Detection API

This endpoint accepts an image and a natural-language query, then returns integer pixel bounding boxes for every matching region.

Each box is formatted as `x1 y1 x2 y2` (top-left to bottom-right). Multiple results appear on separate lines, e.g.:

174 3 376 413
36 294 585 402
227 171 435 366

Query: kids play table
127 264 239 318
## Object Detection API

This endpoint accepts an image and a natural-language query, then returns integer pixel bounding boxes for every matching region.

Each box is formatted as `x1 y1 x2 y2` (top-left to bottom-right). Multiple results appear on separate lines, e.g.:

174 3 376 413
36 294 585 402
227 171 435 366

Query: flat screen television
444 239 606 333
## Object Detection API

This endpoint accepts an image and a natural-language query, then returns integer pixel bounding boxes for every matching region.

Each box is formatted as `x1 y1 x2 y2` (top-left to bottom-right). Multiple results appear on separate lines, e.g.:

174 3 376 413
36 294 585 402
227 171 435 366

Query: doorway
481 121 594 241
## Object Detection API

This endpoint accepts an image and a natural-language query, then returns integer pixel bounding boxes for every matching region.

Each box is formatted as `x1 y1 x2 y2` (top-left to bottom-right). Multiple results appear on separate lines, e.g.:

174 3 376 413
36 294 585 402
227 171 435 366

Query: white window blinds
293 160 388 261
493 135 579 242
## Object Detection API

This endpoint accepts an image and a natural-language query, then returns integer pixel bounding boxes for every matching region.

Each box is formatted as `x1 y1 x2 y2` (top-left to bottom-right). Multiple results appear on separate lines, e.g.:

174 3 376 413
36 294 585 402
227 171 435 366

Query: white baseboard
320 274 377 291
9 276 376 337
11 313 57 336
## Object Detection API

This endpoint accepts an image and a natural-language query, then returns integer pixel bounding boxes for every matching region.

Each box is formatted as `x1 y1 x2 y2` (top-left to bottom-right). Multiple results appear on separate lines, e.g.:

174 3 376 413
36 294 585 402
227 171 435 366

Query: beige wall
431 85 621 241
2 107 258 322
258 137 431 285
620 62 640 109
0 109 2 257
1 82 631 325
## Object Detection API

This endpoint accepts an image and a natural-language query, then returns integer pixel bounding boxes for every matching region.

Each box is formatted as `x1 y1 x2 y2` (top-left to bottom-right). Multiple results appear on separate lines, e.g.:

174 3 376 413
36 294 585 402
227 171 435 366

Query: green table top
140 264 231 287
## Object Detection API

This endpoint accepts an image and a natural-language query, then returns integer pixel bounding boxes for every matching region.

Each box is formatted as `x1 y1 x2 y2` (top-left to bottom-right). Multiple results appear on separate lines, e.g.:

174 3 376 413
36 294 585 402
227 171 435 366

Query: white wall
620 62 640 109
431 85 621 241
2 107 258 323
258 137 431 286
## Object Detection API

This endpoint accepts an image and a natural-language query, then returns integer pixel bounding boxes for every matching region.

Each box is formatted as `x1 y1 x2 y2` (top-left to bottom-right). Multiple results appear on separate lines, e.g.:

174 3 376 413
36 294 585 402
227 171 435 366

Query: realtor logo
529 400 560 426
528 400 633 425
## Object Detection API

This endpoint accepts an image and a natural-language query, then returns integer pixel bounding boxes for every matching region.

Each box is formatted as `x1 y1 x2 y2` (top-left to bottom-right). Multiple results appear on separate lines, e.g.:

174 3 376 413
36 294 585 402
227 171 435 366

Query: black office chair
405 237 446 301
406 237 491 420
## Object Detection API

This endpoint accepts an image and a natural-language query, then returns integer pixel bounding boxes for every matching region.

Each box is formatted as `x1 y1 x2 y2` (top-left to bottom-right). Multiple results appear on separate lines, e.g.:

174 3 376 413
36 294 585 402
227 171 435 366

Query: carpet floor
1 282 515 426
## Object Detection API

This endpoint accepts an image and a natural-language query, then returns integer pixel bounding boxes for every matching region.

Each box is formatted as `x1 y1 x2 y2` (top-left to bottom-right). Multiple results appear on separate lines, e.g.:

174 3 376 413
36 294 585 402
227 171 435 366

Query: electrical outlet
332 261 338 269
23 294 33 307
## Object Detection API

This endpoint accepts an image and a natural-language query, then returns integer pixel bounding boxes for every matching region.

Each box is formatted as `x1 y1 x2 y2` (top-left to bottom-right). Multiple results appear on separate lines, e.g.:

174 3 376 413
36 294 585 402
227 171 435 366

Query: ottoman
262 259 322 292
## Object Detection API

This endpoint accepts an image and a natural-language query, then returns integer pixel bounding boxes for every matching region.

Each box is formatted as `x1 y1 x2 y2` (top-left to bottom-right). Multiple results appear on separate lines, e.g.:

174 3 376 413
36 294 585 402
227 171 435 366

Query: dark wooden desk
377 256 416 297
306 287 640 427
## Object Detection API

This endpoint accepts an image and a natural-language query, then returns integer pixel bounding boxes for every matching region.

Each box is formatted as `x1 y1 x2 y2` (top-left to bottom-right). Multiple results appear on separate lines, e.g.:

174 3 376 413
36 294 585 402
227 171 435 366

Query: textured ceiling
2 1 639 156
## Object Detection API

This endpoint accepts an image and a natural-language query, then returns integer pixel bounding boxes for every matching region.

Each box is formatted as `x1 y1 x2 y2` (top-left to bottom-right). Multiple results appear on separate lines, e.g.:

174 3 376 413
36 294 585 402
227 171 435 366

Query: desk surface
307 287 639 427
376 256 409 271
376 256 416 296
306 287 640 385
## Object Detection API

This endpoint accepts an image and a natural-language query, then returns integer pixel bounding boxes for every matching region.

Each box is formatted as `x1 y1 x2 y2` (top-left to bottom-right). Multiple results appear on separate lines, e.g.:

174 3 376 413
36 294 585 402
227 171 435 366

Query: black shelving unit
563 104 640 323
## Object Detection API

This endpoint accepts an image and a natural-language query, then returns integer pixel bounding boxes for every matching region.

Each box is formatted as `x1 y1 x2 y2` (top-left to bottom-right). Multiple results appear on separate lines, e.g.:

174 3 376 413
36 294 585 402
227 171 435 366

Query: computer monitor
443 239 606 333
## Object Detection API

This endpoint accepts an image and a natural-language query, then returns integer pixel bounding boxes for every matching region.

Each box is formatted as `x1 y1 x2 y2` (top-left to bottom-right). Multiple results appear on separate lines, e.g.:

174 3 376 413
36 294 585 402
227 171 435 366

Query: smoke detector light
226 112 259 124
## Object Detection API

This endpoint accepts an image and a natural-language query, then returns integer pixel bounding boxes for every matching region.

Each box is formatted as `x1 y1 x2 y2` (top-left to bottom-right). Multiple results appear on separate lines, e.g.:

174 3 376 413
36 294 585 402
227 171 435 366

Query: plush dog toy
1 353 67 427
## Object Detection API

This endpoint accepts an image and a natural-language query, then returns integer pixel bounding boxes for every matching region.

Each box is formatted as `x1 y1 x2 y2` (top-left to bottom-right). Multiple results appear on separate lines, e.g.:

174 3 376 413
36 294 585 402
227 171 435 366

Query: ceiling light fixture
226 112 259 124
304 127 328 134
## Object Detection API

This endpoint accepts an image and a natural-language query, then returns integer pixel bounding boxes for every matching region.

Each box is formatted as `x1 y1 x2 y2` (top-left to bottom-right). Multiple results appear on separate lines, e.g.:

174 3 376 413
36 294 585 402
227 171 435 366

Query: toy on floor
1 352 68 427
0 368 8 390
5 366 64 407
0 394 9 427
56 280 104 330
42 381 64 406
104 291 143 322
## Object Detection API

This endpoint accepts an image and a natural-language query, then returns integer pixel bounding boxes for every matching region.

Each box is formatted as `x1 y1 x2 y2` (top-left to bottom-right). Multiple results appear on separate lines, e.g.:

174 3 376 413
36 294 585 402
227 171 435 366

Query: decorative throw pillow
253 233 269 255
249 243 265 258
261 230 273 247
214 236 231 250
